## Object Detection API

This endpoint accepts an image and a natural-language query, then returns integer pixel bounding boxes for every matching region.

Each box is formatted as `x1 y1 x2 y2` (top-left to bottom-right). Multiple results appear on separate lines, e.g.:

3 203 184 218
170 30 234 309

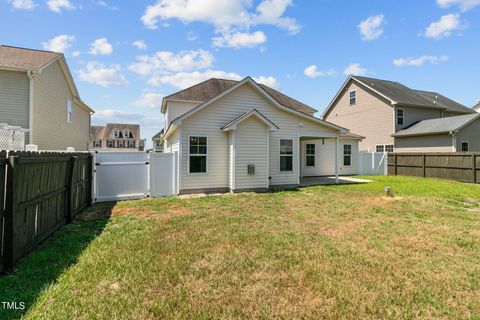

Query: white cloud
393 55 449 67
129 49 214 76
425 14 463 39
46 0 75 13
10 0 36 10
343 63 368 76
78 62 129 87
253 75 279 89
436 0 480 11
212 31 267 48
132 93 164 108
41 34 75 53
132 40 147 50
187 31 198 41
92 109 145 122
71 51 80 57
304 65 336 78
358 14 384 41
89 38 113 55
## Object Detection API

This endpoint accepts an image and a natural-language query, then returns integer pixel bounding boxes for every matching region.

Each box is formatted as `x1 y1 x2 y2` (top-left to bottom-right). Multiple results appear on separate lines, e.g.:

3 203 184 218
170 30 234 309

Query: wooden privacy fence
388 153 480 183
0 151 93 272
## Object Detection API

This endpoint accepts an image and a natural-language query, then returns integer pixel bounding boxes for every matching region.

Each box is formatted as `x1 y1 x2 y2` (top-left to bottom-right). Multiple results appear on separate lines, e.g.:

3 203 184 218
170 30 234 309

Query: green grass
1 176 480 319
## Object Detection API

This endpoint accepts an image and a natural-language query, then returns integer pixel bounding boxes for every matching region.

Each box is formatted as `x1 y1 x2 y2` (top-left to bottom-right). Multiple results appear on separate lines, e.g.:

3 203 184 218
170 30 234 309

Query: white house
160 77 363 194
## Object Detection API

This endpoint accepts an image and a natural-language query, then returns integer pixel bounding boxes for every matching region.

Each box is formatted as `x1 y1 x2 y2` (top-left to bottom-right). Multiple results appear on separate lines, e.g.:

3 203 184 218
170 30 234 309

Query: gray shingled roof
393 114 480 137
353 76 475 114
0 45 61 71
164 78 318 115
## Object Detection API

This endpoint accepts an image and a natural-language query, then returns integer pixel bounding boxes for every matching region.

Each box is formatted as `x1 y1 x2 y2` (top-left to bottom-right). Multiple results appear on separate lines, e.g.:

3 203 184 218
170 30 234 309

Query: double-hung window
128 140 135 148
343 144 352 166
189 136 207 173
280 139 293 172
396 108 404 125
93 140 101 148
67 100 73 123
107 140 114 148
385 145 394 153
376 145 385 153
461 141 469 152
349 91 357 105
306 143 315 167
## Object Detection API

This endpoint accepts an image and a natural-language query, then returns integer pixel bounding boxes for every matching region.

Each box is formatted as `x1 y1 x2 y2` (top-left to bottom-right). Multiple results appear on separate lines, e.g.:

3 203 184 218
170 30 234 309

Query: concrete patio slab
300 176 372 187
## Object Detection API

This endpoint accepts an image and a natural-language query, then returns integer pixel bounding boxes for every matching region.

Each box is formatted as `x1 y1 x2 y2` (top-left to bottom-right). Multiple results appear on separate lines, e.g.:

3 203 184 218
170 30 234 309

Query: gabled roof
164 77 347 139
91 123 141 139
152 129 164 140
221 109 279 132
474 101 480 111
393 114 480 137
162 78 318 115
322 76 475 118
0 45 61 71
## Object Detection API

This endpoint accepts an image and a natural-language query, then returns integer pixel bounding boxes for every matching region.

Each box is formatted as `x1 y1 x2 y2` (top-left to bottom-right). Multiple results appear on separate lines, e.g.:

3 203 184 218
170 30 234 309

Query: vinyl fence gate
94 152 177 202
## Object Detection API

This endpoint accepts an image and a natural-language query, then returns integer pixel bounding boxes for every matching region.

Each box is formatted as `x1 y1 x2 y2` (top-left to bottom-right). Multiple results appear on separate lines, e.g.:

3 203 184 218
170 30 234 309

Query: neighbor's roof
163 78 318 115
91 123 141 139
152 129 164 140
393 114 480 137
474 101 480 111
0 45 61 71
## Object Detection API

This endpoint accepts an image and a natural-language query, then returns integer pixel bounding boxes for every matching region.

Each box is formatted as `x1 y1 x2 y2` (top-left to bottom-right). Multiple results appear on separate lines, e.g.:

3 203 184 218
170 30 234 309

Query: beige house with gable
159 77 363 194
0 45 94 151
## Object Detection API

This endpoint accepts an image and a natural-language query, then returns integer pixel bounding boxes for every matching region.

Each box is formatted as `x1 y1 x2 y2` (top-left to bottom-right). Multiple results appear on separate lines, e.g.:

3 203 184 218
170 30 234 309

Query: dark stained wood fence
388 153 480 183
1 152 93 272
0 152 6 273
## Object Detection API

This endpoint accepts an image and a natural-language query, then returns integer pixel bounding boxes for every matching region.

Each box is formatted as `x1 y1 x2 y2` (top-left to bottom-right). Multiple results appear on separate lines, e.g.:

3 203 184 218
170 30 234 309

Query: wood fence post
422 153 426 178
4 156 16 271
65 156 77 224
394 154 398 176
473 154 476 183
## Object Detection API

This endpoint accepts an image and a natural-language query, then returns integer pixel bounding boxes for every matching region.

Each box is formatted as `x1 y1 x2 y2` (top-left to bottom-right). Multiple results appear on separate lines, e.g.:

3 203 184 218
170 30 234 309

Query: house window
124 128 130 138
189 136 207 173
306 143 315 167
113 128 120 138
461 141 469 152
93 140 101 148
344 144 352 166
118 140 124 148
280 139 293 172
396 108 404 125
107 140 114 148
385 145 394 153
349 90 357 105
376 145 385 153
67 100 73 123
128 140 135 148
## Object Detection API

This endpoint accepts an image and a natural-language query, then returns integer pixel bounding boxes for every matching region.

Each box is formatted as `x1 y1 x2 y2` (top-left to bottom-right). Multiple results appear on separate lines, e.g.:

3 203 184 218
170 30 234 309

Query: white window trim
375 144 385 153
67 100 73 123
385 144 394 153
188 135 208 175
279 138 294 172
113 128 120 138
396 108 405 126
349 90 357 106
461 141 470 152
305 143 315 167
343 144 352 167
124 129 130 138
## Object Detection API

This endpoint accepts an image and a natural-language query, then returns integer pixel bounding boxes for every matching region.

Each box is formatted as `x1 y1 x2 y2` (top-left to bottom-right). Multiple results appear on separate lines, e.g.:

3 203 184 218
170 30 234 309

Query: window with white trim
461 141 469 152
343 144 352 166
67 100 73 123
93 140 101 148
349 90 357 105
280 139 293 171
396 108 404 125
306 143 315 167
189 136 207 173
113 128 120 138
376 145 385 153
118 140 125 148
128 140 135 148
107 140 114 148
385 145 394 153
124 128 130 138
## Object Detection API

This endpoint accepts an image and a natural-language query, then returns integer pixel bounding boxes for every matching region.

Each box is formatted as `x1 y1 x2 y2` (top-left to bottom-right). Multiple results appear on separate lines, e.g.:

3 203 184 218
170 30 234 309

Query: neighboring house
0 45 94 151
322 76 477 152
159 77 363 194
90 124 145 151
474 101 480 112
152 129 164 152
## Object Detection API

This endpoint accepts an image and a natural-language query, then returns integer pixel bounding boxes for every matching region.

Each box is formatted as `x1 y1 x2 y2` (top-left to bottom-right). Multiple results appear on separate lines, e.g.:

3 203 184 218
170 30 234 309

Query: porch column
335 137 339 184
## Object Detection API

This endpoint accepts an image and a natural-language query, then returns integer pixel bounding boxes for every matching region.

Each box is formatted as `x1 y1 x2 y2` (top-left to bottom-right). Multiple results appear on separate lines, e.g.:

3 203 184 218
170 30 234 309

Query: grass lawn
1 176 480 319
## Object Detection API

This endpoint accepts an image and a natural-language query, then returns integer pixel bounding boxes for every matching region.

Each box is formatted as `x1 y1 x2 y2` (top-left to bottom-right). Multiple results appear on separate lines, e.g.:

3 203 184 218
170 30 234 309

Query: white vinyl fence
358 151 388 176
93 151 176 202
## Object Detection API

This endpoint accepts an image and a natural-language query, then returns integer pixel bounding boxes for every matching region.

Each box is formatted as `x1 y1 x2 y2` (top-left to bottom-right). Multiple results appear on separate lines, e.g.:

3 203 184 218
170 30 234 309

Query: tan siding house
91 124 144 151
160 77 362 194
323 76 476 152
0 45 93 151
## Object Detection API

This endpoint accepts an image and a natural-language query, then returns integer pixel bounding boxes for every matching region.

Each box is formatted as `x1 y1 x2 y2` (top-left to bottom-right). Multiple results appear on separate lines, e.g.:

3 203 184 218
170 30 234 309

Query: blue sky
1 0 479 145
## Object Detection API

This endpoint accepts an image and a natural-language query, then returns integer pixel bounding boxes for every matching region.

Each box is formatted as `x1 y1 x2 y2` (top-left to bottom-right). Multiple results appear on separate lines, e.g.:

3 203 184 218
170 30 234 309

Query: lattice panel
0 128 25 151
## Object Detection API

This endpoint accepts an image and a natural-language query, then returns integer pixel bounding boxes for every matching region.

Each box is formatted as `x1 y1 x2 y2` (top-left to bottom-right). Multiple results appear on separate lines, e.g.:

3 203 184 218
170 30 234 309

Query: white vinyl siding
0 70 30 130
234 116 267 189
179 83 339 190
165 100 201 128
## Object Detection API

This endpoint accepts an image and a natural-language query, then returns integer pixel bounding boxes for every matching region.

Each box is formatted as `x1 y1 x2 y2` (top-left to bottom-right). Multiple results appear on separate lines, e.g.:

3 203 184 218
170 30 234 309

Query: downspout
27 70 35 144
450 131 456 152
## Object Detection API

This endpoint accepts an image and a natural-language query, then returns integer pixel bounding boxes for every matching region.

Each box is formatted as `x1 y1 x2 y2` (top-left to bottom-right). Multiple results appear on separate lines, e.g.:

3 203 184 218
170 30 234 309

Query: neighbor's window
93 140 101 148
306 143 315 167
67 100 73 123
396 108 404 125
113 128 120 138
128 140 135 148
124 128 130 138
280 139 293 172
107 140 114 148
461 141 469 152
189 136 207 173
385 145 394 153
118 140 124 148
349 90 357 105
376 145 385 153
344 144 352 166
